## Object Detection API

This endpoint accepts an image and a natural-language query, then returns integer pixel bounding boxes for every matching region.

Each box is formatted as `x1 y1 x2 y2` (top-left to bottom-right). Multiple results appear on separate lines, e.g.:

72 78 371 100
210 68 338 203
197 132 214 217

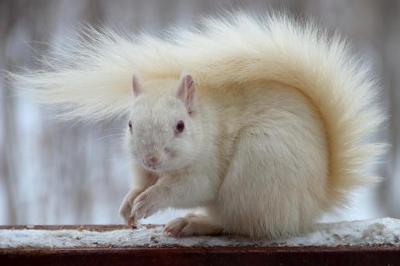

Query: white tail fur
12 12 385 206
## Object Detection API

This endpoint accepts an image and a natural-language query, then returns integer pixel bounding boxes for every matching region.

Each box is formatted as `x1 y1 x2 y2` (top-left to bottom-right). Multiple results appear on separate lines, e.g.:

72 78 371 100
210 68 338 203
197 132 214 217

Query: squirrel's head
126 74 200 172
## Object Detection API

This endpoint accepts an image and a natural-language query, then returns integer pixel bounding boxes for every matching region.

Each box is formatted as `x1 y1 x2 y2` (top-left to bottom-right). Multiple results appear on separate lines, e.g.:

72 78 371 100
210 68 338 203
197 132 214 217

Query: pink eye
175 120 185 133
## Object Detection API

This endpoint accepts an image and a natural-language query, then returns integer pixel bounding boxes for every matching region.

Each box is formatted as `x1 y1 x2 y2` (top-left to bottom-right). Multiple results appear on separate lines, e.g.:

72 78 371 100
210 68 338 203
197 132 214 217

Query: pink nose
144 155 159 168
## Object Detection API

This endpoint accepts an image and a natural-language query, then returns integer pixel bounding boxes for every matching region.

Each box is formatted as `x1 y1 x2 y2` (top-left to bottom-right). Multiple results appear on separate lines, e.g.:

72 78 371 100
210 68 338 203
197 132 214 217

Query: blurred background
0 0 398 225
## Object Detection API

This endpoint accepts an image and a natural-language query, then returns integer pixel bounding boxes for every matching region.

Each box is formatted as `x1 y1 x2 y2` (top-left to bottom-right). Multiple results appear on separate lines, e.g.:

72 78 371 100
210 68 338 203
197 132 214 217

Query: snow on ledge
1 218 399 249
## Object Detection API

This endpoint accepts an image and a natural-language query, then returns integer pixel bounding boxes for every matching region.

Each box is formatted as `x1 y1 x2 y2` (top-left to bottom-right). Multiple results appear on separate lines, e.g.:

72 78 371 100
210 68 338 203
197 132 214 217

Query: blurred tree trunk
0 0 18 224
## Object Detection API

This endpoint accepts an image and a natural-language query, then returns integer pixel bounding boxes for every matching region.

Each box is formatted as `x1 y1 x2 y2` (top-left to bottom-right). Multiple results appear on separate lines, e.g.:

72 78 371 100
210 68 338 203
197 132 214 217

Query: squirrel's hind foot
164 213 222 237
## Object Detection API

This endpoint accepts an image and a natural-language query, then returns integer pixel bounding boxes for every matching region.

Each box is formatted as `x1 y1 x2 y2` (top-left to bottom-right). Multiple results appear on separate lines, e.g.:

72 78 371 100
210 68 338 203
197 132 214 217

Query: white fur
12 12 385 238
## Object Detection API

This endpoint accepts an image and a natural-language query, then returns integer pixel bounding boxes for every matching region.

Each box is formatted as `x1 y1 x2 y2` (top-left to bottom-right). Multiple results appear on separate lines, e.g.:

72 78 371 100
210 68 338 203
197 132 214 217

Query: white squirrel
13 13 385 238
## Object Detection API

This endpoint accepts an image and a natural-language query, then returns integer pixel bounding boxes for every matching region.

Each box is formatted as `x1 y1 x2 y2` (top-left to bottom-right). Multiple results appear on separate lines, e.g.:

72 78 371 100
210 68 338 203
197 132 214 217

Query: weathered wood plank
1 246 400 266
1 221 400 265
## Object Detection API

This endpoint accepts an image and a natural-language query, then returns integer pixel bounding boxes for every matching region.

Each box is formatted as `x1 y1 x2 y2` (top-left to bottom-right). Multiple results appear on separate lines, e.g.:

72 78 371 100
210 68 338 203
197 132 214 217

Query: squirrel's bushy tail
11 12 385 207
180 13 386 207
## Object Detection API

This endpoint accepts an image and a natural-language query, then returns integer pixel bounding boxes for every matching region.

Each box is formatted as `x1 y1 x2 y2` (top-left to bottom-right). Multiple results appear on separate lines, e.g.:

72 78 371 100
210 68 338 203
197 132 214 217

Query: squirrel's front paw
131 186 167 221
119 188 143 226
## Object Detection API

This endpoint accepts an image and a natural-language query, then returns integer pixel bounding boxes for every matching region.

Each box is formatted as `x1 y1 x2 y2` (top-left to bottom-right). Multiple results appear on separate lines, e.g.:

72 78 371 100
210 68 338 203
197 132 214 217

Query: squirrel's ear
177 74 195 114
132 75 141 97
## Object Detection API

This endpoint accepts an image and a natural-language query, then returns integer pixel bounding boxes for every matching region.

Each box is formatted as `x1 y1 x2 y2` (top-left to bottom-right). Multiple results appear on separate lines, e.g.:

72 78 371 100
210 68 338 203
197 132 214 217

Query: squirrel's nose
144 155 160 169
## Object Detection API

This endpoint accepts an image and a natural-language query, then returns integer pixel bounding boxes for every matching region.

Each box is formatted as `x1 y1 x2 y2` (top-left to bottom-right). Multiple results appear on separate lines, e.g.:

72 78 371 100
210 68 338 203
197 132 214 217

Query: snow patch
1 218 399 248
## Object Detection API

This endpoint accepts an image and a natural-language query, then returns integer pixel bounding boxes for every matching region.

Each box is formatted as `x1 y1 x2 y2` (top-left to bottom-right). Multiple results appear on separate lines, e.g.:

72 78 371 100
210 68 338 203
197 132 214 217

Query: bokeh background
0 0 398 225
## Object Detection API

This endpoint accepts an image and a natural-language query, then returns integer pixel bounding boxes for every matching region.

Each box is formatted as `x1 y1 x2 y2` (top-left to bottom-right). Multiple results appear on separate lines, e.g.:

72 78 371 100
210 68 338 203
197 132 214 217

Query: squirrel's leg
130 171 219 222
215 126 326 238
119 164 158 225
164 213 222 237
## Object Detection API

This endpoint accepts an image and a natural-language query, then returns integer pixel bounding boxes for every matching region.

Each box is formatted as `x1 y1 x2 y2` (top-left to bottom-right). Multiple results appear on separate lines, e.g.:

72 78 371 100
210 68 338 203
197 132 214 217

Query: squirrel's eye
128 120 133 132
175 120 185 133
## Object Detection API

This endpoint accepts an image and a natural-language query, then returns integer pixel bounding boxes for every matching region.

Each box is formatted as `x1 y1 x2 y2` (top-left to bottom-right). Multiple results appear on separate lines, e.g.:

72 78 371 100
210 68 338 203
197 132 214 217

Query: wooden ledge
1 246 400 266
0 224 136 231
1 219 400 265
